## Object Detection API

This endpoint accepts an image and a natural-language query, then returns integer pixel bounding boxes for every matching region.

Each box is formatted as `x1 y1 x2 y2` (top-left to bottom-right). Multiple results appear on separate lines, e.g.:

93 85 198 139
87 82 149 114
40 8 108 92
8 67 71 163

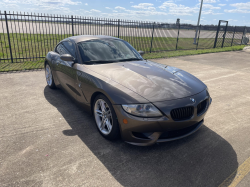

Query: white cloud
90 9 101 13
203 10 223 15
132 3 155 10
0 0 239 25
230 2 250 9
38 0 81 6
115 6 126 10
33 5 71 12
199 0 217 3
159 1 177 10
2 0 19 3
203 4 221 9
2 0 81 7
159 2 199 16
227 19 238 22
126 9 167 16
225 2 250 13
148 7 156 11
0 2 19 8
159 1 222 15
171 7 199 15
101 3 165 18
1 0 78 13
100 9 168 21
225 9 250 13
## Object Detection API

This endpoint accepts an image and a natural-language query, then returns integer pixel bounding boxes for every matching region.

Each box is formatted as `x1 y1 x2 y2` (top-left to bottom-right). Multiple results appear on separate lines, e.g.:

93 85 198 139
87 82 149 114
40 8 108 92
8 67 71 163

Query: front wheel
45 63 56 89
93 94 120 140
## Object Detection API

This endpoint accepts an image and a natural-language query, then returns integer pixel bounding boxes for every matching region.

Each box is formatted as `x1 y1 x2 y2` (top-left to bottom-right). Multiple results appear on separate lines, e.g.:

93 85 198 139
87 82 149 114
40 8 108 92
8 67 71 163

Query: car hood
86 60 206 102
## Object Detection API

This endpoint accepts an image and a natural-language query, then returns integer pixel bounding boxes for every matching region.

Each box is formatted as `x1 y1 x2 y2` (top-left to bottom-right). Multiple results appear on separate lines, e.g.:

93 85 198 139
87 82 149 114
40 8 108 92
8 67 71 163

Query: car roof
63 35 119 43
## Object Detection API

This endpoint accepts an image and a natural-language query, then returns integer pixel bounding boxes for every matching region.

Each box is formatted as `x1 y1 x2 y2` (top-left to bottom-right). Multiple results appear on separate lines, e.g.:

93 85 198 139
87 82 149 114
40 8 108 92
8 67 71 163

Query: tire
45 63 56 89
93 94 120 140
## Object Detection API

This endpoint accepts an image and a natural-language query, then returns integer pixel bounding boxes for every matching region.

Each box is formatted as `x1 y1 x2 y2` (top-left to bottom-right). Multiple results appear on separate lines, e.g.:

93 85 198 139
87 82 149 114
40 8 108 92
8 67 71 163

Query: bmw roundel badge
190 98 195 103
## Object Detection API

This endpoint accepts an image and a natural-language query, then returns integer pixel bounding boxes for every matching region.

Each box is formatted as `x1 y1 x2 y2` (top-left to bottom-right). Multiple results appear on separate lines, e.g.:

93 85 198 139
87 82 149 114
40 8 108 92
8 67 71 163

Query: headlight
122 103 163 117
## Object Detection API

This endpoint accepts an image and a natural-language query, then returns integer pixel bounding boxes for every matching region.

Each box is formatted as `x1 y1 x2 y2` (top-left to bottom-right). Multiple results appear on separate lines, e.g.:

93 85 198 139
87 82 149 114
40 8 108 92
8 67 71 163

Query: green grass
143 45 246 59
0 59 44 72
121 36 241 52
0 33 72 63
0 33 242 63
0 32 245 72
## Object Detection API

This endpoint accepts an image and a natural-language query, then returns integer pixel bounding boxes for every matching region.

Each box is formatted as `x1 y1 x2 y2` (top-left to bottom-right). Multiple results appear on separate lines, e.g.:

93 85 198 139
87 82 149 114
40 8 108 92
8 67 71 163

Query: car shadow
44 86 238 187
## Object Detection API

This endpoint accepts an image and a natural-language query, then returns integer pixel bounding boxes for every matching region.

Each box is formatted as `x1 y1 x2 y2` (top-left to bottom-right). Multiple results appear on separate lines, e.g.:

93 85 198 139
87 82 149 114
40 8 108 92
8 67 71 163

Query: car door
55 40 80 99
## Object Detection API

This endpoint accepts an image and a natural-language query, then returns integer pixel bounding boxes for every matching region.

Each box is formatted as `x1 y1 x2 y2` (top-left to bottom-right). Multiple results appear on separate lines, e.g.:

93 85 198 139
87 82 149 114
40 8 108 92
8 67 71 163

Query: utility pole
194 0 203 44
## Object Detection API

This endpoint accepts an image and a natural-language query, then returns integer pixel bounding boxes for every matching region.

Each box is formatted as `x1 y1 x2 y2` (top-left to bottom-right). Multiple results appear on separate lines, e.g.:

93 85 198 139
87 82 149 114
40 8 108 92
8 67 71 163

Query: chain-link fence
0 11 248 63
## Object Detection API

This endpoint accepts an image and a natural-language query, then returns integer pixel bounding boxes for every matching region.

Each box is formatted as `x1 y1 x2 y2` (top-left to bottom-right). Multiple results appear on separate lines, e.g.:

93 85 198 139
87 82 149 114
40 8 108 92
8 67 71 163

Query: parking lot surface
1 51 250 187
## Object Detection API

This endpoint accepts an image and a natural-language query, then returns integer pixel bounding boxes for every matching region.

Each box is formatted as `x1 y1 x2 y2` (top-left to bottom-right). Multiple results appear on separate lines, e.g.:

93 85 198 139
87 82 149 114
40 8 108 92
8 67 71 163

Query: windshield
77 39 143 64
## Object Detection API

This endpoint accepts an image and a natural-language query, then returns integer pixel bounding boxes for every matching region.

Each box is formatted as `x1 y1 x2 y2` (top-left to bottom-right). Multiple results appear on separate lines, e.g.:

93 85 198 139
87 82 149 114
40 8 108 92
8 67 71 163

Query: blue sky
0 0 249 26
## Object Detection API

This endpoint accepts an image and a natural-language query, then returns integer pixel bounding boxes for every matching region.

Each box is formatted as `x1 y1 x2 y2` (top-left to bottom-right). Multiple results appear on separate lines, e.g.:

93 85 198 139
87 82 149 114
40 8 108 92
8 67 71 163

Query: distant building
176 18 180 25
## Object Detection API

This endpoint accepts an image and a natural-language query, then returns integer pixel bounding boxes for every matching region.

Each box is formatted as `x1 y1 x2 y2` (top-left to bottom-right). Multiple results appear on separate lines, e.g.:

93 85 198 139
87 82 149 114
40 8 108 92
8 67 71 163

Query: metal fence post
221 22 228 48
150 22 155 53
118 19 120 38
241 26 246 44
176 24 180 50
231 26 236 46
71 15 74 36
196 24 201 50
4 11 13 63
214 23 220 48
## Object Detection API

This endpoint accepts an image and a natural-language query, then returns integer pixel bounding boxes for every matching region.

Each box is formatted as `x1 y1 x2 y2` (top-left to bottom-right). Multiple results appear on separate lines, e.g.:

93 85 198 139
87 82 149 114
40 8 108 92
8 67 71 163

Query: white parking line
203 73 242 83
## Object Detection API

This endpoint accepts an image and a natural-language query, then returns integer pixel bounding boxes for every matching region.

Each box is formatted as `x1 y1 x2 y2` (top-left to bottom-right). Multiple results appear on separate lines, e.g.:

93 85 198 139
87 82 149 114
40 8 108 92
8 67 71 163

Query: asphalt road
0 51 250 186
0 21 244 39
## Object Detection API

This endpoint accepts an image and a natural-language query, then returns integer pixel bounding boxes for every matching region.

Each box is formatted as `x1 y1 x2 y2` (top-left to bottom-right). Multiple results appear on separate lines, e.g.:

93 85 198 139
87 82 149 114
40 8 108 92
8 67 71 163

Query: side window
56 43 70 55
55 41 76 58
62 41 76 58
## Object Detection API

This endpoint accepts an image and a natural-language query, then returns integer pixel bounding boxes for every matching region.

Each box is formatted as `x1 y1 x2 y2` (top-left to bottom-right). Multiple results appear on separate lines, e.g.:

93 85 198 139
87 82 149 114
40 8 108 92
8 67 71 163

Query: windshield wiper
116 58 142 62
83 60 114 64
84 58 142 64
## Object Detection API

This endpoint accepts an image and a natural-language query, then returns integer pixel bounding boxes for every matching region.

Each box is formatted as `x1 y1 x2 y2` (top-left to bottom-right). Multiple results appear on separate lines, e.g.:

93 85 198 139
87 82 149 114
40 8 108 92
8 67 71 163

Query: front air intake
170 106 194 121
197 99 208 116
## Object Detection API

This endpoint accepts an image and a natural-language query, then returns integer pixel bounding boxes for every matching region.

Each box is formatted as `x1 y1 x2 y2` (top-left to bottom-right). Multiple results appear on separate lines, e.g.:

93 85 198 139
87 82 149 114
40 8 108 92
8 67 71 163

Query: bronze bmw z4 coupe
45 35 212 146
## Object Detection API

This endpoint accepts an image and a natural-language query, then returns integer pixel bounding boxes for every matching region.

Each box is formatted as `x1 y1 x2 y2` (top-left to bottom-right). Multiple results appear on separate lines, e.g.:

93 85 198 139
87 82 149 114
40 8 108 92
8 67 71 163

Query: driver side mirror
138 51 145 56
60 54 74 62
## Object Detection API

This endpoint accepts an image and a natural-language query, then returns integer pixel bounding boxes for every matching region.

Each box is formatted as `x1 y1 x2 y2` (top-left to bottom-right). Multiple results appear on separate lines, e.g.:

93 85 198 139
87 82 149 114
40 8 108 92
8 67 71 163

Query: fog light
123 119 128 124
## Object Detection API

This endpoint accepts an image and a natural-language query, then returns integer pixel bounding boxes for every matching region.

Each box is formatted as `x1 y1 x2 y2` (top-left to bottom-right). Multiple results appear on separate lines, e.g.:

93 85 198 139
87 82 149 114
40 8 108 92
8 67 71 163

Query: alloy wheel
94 99 113 135
45 64 52 86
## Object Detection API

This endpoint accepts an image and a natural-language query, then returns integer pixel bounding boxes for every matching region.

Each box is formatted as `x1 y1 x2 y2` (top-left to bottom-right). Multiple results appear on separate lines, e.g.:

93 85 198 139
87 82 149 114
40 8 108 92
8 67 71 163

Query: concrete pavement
0 51 250 186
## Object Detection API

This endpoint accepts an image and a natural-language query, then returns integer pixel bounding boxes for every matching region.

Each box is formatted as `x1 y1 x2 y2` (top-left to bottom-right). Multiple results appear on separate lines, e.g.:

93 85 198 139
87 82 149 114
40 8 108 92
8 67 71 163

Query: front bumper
113 89 212 146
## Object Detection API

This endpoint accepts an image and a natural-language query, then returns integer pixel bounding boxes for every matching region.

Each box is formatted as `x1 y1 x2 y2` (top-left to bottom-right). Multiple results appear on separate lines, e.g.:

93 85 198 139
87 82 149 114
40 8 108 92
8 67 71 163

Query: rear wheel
45 63 56 89
93 94 120 140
